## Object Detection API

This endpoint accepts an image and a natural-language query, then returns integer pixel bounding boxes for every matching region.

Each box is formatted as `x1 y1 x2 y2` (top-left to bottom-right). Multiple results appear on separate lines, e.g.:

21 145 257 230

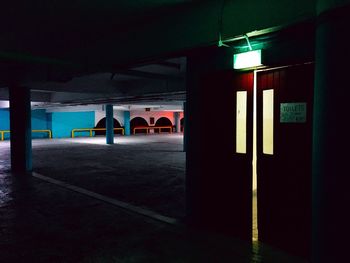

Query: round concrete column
123 111 131 136
105 104 114 144
174 112 181 133
313 3 350 262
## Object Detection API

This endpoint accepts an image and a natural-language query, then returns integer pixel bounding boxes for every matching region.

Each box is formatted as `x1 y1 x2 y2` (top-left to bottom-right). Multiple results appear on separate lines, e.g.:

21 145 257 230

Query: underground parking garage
1 1 350 262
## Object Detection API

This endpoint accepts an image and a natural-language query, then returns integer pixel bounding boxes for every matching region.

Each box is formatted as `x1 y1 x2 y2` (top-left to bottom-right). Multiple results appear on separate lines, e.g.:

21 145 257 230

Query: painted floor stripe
32 172 178 225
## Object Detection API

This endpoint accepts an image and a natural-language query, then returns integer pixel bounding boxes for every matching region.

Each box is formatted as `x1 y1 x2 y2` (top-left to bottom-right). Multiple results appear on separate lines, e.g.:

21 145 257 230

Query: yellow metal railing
0 129 52 141
71 128 125 138
32 129 52 138
133 127 149 134
133 126 173 135
0 130 10 141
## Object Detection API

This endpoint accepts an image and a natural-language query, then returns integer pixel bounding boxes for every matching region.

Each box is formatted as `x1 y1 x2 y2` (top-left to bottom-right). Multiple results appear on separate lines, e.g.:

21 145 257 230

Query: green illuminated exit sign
233 50 262 69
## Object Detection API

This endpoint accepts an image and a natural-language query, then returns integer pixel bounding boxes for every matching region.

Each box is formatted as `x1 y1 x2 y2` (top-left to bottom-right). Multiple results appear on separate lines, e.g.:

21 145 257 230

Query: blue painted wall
0 109 10 139
1 109 50 139
1 109 95 140
49 111 95 138
32 109 49 138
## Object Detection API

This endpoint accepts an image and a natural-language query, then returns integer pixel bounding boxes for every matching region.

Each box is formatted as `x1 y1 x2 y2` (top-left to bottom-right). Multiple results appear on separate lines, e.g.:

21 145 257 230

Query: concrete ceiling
1 0 317 68
0 0 322 109
0 0 198 69
0 0 191 108
0 56 186 109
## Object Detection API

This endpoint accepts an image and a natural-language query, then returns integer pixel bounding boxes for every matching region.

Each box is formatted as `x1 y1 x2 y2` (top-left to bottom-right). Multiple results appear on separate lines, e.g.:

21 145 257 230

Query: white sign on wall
280 103 307 123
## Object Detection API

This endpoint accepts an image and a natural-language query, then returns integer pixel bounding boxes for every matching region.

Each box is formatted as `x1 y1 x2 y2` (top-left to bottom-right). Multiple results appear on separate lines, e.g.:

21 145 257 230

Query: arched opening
130 117 148 134
155 117 173 133
180 118 184 132
95 118 122 135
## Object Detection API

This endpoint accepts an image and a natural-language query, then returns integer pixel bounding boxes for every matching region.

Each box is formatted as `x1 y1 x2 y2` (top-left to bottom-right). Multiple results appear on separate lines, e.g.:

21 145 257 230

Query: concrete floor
34 134 185 218
0 134 307 262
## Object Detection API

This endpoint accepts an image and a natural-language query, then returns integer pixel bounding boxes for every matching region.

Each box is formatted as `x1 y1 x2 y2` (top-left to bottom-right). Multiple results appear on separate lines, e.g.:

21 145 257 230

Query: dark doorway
95 118 122 135
155 117 172 133
130 117 148 134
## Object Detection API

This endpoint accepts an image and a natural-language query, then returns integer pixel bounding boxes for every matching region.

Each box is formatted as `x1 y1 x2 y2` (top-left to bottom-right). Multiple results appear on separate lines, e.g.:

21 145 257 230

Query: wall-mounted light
233 49 263 69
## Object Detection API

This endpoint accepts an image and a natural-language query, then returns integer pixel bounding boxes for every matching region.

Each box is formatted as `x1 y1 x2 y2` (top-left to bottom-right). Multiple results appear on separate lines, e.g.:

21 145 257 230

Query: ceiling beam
111 69 183 80
153 61 181 70
0 88 52 102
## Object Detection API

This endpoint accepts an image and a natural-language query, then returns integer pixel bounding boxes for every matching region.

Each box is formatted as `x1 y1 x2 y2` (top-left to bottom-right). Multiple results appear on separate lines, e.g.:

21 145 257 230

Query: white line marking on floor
32 172 178 225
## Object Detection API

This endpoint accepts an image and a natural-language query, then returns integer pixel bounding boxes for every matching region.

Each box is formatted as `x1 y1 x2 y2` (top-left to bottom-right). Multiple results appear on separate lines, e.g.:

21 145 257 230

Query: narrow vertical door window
236 91 247 153
263 89 274 155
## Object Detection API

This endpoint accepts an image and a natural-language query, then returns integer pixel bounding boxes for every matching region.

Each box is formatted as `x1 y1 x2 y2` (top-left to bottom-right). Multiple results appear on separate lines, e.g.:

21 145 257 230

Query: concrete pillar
174 112 181 133
124 111 131 136
186 47 238 234
9 86 32 174
105 104 114 144
312 3 350 262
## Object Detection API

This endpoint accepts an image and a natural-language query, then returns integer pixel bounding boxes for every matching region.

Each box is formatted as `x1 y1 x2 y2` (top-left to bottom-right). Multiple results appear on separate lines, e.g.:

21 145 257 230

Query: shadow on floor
0 172 307 263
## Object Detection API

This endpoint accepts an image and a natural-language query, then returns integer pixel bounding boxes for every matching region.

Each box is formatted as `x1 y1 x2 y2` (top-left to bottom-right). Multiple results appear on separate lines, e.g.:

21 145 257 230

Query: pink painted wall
95 110 184 127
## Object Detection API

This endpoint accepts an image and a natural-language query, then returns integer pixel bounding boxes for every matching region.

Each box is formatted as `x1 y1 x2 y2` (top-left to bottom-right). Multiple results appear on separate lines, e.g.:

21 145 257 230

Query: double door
201 63 313 259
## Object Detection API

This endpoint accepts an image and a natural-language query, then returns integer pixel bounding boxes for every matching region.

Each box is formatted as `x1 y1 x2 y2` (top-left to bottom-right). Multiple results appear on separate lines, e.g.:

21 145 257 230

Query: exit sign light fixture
233 49 263 69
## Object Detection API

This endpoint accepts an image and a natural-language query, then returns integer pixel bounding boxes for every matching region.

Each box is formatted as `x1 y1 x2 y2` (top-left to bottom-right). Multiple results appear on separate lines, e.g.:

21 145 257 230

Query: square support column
123 111 131 136
105 104 114 144
9 86 32 174
312 4 350 262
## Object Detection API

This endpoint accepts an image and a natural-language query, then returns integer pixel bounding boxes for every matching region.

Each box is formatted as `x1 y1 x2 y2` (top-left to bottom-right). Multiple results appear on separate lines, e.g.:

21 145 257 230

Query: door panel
194 71 253 240
230 72 253 240
257 64 313 259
